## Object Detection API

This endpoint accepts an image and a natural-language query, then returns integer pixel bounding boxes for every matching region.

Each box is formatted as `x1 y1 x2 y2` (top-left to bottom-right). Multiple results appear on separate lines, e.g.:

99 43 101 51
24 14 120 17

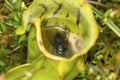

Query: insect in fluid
53 32 68 57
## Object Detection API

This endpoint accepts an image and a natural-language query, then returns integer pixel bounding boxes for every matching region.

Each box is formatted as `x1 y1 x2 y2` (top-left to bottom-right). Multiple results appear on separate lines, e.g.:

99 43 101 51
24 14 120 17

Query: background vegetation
0 0 120 80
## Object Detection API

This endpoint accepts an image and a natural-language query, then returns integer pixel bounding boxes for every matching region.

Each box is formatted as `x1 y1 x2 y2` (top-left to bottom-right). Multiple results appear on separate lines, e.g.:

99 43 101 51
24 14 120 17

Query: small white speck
12 0 17 3
96 75 101 80
104 18 108 22
22 2 26 8
25 71 32 77
109 12 115 17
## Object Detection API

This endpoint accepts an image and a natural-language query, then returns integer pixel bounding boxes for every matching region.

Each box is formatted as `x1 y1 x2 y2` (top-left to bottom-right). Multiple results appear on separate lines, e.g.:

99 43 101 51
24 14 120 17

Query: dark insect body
53 32 68 57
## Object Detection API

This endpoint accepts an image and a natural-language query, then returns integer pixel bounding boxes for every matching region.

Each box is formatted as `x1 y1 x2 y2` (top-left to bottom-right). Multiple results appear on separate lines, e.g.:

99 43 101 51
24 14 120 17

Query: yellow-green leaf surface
7 0 98 80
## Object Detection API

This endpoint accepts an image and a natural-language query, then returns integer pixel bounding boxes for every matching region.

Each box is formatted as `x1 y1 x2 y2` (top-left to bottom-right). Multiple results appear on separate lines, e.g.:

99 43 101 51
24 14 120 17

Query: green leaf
0 60 5 67
1 48 11 55
18 34 26 43
0 22 7 32
9 11 20 21
15 0 22 9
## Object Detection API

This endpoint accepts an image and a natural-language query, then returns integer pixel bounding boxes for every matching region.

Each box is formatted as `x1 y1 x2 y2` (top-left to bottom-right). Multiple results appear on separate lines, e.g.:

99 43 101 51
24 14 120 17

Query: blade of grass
87 63 108 76
92 6 120 38
115 63 120 75
5 0 13 11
